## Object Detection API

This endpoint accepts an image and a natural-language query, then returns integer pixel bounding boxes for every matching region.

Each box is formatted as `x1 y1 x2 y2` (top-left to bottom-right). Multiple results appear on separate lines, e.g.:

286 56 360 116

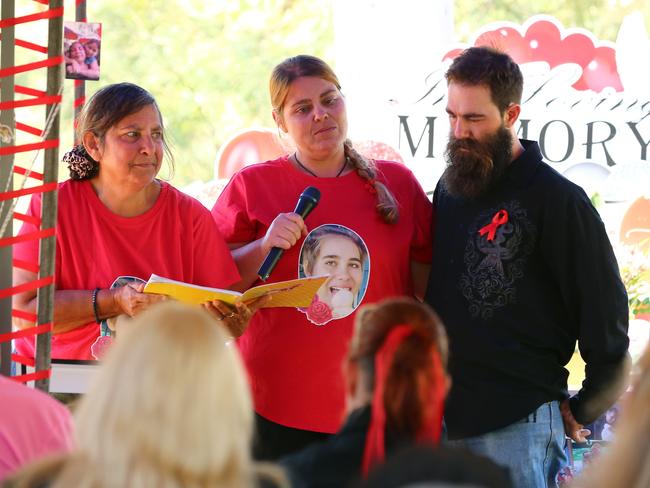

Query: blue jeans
445 401 568 488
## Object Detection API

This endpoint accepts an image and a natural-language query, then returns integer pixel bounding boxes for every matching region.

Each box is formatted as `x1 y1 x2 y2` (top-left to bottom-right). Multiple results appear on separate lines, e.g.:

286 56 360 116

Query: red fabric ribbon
478 209 509 241
0 322 52 344
11 369 51 384
421 345 445 445
361 324 446 477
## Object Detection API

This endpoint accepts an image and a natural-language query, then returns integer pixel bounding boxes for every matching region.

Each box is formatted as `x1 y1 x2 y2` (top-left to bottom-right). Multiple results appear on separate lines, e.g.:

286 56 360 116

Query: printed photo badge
298 224 370 326
90 275 145 360
63 21 102 81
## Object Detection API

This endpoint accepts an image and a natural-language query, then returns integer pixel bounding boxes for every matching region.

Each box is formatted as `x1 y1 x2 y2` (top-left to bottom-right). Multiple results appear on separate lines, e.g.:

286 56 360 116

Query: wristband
92 288 101 324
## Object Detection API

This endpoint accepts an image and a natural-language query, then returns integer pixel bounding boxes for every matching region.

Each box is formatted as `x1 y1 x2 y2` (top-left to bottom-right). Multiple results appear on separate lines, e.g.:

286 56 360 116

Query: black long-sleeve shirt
425 140 629 440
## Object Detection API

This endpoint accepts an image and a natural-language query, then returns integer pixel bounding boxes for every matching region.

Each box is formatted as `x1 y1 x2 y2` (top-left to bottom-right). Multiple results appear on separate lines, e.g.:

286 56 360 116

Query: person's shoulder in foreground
0 376 73 480
354 444 513 488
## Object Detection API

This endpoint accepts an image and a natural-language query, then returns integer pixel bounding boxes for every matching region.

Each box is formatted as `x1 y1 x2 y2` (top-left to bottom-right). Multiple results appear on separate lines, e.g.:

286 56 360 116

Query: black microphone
257 186 321 281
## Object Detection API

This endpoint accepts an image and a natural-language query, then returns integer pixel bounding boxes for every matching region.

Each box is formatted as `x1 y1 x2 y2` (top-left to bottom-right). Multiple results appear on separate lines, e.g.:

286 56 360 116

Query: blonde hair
53 302 256 488
270 54 399 224
573 346 650 488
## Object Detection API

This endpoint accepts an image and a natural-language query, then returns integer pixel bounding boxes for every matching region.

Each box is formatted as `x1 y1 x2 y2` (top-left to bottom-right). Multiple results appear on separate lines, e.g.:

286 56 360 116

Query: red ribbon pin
478 210 509 241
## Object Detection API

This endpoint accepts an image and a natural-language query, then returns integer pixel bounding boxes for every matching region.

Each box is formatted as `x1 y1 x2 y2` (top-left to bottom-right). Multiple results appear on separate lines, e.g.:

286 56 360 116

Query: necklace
294 153 347 178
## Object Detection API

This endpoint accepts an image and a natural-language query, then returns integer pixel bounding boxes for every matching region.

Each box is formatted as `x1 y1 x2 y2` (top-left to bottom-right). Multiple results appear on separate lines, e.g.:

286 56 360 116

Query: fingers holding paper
203 295 270 338
115 282 167 317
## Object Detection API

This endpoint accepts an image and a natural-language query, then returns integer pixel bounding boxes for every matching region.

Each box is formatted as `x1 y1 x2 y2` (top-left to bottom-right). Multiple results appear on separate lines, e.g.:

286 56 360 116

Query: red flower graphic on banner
443 17 623 92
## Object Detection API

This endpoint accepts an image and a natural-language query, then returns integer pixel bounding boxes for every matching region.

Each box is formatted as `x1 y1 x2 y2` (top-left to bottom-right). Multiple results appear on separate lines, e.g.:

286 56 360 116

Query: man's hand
560 399 591 442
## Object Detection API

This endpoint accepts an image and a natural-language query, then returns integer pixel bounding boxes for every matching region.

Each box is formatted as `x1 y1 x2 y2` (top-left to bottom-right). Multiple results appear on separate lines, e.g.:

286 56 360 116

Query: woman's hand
227 213 307 291
113 282 167 317
202 295 270 338
261 212 307 255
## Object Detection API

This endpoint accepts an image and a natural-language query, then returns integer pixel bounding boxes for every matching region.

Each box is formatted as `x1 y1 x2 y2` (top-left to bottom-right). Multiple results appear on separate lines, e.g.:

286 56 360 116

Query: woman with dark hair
212 55 432 459
280 298 449 487
12 83 249 361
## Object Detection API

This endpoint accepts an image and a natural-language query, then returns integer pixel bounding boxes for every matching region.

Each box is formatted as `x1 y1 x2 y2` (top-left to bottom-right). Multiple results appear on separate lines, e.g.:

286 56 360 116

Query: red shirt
14 179 240 360
212 157 432 432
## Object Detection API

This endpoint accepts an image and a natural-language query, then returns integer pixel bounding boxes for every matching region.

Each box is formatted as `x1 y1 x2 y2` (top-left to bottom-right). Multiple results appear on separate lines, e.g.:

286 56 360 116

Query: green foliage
61 0 333 186
617 241 650 317
53 0 648 186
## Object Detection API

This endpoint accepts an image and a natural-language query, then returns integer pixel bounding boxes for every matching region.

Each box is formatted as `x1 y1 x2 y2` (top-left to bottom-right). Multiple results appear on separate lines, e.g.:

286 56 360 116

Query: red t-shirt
14 179 240 360
212 157 432 433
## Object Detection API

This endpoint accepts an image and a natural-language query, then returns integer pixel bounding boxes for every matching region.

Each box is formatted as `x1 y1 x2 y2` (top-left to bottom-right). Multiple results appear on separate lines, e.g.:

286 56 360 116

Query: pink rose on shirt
90 335 113 360
306 295 332 325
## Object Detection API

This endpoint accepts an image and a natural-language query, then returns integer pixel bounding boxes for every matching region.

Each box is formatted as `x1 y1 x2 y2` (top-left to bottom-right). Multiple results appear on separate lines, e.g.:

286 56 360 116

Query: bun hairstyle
269 55 399 224
64 82 173 180
348 298 449 475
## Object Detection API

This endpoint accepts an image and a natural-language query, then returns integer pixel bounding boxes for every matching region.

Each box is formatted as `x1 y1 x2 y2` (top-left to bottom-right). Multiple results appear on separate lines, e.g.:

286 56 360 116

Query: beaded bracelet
92 288 101 324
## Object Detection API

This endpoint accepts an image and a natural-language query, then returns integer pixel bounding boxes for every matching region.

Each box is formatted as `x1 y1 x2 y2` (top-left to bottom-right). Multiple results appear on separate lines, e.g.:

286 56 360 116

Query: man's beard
441 125 513 200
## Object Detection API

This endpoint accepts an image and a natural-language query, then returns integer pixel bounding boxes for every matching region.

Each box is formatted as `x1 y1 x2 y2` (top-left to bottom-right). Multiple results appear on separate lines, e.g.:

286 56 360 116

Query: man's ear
504 103 521 128
82 132 102 162
272 110 286 133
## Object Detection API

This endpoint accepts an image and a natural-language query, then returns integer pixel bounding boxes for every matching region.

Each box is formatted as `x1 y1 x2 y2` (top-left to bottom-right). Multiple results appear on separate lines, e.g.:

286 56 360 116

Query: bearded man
424 47 630 488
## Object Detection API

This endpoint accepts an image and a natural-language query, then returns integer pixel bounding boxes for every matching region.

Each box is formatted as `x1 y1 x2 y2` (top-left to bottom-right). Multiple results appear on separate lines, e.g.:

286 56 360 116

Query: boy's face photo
84 41 99 58
299 224 371 325
311 234 364 308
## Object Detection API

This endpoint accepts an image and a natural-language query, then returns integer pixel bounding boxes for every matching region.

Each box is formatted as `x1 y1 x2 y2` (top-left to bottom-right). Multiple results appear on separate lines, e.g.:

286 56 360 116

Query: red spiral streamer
1 3 64 382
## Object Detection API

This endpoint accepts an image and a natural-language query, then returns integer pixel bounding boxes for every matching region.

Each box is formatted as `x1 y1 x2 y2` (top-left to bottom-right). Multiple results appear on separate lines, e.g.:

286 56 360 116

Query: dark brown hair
70 82 173 180
270 55 399 224
348 298 448 437
446 46 523 113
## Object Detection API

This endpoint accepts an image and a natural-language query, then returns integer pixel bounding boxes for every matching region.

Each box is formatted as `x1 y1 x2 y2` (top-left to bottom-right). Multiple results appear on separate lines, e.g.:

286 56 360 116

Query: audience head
347 298 450 475
53 301 256 488
66 82 172 180
269 54 399 224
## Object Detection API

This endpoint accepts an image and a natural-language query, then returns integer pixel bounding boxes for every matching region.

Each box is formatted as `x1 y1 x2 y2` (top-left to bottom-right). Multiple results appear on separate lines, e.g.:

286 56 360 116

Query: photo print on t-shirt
298 224 370 326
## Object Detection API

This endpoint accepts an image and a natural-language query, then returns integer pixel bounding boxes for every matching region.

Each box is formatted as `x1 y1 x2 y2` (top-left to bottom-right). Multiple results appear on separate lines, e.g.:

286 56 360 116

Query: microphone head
300 186 321 205
294 186 321 219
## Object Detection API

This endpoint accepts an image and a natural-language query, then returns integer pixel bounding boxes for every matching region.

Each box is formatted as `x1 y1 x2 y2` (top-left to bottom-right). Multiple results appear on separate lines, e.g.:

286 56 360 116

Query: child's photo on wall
64 21 102 81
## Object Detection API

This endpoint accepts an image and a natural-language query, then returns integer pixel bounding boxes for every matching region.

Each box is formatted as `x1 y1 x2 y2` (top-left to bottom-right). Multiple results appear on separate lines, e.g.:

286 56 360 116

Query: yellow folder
143 273 328 308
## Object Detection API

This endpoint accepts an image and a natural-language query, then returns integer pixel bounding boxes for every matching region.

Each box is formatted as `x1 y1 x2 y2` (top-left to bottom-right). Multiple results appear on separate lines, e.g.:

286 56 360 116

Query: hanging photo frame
63 21 102 81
